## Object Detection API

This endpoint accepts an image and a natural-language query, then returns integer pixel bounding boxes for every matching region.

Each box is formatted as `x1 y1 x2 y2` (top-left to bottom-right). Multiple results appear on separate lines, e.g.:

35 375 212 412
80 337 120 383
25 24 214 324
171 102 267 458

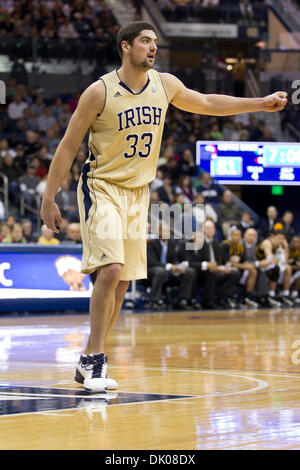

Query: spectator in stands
62 222 82 244
150 169 164 193
43 128 61 155
0 222 10 242
38 224 60 245
57 102 72 131
157 175 175 205
179 148 197 177
30 95 45 117
36 106 57 133
236 210 255 235
174 175 195 203
193 193 217 223
147 223 196 310
218 190 242 238
282 210 295 243
58 17 79 39
23 130 42 158
51 97 64 119
158 156 181 181
7 93 28 125
220 228 258 307
2 223 27 243
19 163 41 207
17 107 37 132
197 219 240 309
21 218 38 243
0 139 16 159
210 122 224 141
55 177 78 221
59 86 73 104
5 215 16 228
194 172 222 205
259 205 281 240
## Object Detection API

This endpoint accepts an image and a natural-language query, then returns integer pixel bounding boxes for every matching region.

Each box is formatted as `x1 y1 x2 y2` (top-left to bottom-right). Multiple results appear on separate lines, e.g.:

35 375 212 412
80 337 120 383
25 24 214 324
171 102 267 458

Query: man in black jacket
147 223 196 310
180 220 240 309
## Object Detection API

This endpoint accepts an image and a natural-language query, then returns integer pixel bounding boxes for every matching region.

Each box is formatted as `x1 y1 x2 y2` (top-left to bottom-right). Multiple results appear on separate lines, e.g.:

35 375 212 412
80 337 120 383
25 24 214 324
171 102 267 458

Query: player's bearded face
128 32 157 71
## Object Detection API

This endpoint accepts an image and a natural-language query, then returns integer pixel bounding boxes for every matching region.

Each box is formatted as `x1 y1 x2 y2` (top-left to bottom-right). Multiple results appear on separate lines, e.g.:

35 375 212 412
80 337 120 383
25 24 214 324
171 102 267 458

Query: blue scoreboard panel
196 141 300 185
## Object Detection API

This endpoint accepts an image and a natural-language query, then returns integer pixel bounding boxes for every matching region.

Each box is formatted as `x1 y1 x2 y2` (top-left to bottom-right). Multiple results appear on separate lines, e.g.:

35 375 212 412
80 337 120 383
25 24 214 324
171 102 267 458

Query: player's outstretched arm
160 73 287 116
40 81 105 232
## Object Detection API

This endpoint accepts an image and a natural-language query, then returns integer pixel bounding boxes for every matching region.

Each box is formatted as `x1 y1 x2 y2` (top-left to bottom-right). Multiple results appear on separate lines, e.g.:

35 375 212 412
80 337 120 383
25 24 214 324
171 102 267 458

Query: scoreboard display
196 141 300 185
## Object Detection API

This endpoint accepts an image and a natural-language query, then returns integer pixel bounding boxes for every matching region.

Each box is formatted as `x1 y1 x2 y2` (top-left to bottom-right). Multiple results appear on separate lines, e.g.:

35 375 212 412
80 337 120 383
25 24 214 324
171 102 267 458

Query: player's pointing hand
40 198 63 233
263 91 288 113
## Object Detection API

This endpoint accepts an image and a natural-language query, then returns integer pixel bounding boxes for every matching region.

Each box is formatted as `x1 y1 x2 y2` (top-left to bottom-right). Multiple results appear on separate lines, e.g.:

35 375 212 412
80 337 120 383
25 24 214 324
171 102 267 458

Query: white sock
291 290 299 298
269 290 275 297
280 290 289 296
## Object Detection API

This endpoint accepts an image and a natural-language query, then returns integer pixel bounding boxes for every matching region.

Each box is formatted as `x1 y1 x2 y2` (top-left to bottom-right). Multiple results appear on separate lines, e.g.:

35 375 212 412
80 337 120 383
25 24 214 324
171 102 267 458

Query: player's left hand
262 91 287 112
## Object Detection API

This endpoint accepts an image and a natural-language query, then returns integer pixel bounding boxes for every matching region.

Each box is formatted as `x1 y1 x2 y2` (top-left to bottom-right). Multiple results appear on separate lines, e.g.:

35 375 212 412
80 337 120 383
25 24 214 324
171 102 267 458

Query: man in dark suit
180 220 240 309
259 206 281 241
147 223 196 310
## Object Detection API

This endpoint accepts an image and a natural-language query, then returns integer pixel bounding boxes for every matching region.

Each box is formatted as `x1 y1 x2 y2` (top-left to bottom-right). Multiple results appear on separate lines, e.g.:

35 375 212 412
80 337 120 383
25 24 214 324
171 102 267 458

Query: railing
20 193 42 231
0 172 9 215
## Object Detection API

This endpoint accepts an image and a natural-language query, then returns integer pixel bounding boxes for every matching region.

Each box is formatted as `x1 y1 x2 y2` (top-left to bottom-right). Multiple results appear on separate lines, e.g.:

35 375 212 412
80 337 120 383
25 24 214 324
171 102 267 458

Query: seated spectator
193 193 217 223
182 219 240 309
21 218 38 243
58 17 79 39
259 205 281 240
194 172 222 206
7 93 28 122
30 95 45 117
57 103 72 131
156 175 175 205
281 210 295 243
55 177 78 221
220 228 258 307
5 215 16 227
0 139 16 159
43 128 61 155
174 175 195 203
36 106 57 133
179 148 198 177
150 169 164 193
19 163 41 207
51 97 64 119
210 123 224 141
235 210 255 235
217 190 242 238
70 161 81 191
147 223 196 310
38 224 60 245
2 223 27 243
17 107 37 132
23 130 42 158
0 222 10 242
63 222 82 244
158 156 181 182
30 156 48 179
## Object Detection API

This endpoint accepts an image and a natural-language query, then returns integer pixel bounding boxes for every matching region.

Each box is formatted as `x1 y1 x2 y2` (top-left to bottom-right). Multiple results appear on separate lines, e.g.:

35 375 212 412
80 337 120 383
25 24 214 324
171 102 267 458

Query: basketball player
40 21 287 393
256 229 293 306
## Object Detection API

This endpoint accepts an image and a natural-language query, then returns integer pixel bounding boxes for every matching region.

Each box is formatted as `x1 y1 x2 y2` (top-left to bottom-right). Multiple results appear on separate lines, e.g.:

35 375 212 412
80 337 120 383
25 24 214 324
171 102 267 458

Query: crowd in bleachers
156 0 268 25
0 0 120 62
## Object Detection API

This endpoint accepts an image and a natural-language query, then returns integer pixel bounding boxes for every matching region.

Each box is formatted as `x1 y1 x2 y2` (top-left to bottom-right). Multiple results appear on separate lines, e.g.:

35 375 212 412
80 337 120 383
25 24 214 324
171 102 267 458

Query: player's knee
98 263 122 286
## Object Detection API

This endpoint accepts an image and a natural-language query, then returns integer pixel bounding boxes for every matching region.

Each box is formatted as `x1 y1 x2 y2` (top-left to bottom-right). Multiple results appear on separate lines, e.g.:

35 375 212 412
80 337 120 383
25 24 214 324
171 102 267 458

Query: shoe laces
81 354 107 378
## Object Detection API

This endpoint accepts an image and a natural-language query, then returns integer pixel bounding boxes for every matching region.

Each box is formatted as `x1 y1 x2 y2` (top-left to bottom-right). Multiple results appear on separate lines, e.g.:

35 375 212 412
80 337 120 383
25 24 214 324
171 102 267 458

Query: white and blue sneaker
75 353 108 393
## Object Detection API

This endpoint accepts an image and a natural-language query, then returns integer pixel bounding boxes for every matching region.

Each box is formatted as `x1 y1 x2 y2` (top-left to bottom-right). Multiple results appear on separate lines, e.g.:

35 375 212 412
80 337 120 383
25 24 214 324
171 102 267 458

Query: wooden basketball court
1 308 300 450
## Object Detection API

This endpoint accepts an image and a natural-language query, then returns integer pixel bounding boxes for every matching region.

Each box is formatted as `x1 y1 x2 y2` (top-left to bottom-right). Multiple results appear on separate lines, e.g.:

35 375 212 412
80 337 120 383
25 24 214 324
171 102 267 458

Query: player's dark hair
116 21 156 59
